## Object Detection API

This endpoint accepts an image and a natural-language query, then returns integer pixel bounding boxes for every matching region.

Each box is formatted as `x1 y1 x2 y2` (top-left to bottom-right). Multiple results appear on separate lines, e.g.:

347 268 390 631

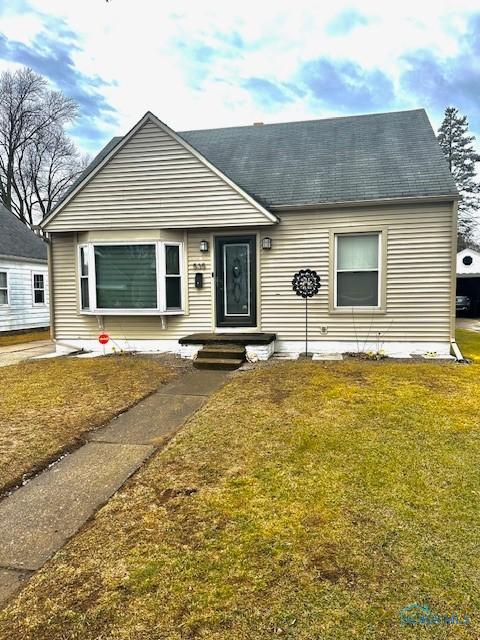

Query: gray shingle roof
0 204 47 261
52 109 458 215
180 109 458 207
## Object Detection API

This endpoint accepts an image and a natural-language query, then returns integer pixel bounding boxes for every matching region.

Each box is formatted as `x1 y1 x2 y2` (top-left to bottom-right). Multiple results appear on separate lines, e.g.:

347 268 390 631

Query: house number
193 263 206 270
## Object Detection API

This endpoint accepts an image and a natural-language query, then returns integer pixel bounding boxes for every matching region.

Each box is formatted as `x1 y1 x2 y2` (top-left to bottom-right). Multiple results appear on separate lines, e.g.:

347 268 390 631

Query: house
40 108 458 360
0 204 49 333
457 247 480 315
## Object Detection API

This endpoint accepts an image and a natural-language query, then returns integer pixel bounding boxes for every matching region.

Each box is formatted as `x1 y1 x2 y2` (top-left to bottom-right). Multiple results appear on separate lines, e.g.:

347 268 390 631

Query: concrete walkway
0 368 227 607
0 340 55 367
457 317 480 332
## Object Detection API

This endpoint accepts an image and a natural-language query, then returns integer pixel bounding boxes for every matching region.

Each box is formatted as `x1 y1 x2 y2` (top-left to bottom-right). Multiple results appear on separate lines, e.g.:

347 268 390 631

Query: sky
0 0 479 157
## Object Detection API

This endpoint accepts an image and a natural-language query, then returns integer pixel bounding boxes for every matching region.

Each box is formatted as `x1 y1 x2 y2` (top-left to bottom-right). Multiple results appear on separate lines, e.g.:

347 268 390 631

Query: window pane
81 278 90 309
165 245 180 275
80 247 89 276
34 274 44 289
0 290 7 305
0 273 6 288
337 234 378 270
34 289 45 304
337 271 378 307
224 243 249 315
95 245 157 309
166 277 181 309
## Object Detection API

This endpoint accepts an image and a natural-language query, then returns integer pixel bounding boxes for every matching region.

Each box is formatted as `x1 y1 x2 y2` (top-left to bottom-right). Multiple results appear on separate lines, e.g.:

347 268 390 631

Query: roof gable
42 112 277 231
457 247 480 275
0 204 47 261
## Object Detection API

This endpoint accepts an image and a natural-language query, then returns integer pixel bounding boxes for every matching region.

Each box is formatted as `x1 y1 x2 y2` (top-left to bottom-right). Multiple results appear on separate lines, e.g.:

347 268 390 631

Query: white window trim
0 270 9 306
334 231 381 310
32 271 46 306
78 241 185 315
162 242 183 311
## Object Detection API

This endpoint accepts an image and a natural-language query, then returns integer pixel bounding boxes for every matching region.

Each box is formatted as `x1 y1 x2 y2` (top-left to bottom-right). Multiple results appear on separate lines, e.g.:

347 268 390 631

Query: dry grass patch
0 329 50 347
0 355 175 494
456 328 480 362
1 361 479 639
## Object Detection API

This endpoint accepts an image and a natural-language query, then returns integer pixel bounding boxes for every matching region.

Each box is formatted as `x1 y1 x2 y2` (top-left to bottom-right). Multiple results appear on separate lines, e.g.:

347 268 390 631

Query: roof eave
0 253 47 263
271 194 460 211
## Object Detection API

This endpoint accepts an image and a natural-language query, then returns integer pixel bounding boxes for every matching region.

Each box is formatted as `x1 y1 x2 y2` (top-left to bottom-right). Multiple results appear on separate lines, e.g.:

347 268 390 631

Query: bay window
335 232 380 308
78 242 184 314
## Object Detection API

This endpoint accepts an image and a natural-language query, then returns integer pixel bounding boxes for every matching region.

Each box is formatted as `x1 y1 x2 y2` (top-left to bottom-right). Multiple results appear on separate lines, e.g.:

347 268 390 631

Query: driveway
456 317 480 332
0 340 55 367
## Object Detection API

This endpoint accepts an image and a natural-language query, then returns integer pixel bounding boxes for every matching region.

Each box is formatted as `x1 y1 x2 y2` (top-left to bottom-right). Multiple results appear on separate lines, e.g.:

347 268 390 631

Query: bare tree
14 127 89 224
0 67 80 224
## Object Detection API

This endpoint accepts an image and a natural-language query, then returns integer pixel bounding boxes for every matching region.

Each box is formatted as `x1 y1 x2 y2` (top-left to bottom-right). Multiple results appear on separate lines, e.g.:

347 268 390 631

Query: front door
215 235 257 328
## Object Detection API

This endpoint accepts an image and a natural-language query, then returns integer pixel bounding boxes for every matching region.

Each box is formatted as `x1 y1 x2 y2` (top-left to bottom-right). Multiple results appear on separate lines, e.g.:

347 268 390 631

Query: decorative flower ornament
292 269 321 298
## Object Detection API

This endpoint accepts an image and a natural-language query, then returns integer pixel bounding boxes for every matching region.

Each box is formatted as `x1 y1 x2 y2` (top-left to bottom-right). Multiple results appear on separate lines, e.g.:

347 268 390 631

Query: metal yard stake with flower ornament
292 269 321 356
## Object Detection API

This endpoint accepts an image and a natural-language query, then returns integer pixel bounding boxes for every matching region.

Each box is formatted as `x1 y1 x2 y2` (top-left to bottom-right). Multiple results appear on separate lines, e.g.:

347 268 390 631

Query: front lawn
1 360 479 639
0 356 174 495
456 327 480 362
0 329 50 347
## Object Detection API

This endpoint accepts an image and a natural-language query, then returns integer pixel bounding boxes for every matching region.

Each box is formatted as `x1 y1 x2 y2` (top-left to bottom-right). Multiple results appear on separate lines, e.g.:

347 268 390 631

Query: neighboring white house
0 204 49 333
457 247 480 278
457 247 480 315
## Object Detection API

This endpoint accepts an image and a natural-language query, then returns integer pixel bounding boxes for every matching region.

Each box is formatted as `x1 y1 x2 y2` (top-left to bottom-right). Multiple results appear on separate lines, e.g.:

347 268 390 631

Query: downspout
46 233 55 342
449 200 463 361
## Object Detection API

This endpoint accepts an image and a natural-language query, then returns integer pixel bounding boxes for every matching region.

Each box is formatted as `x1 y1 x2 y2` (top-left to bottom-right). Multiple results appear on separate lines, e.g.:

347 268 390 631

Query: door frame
214 234 258 329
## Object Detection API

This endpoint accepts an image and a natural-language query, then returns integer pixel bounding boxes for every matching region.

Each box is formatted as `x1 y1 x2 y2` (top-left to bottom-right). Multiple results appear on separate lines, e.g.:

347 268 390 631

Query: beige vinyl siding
50 201 454 345
46 121 273 232
260 202 454 342
51 234 98 338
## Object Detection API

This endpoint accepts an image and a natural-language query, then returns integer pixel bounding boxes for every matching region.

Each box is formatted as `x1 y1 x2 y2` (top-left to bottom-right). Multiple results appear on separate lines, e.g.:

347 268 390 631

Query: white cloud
1 0 479 152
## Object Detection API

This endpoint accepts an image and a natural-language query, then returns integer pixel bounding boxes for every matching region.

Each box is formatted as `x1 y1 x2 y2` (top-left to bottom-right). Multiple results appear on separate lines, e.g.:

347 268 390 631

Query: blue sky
0 0 479 155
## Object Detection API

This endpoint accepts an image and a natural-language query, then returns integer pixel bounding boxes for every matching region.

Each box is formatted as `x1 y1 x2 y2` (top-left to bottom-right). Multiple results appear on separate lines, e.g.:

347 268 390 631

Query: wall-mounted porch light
199 240 209 252
262 237 272 250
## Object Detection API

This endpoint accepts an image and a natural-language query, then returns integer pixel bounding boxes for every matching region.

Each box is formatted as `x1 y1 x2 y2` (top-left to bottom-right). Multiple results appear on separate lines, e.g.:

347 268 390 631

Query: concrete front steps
194 343 246 370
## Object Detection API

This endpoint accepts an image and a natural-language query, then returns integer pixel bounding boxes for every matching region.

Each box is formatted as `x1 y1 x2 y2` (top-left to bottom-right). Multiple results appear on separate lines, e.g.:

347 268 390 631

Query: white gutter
272 194 459 212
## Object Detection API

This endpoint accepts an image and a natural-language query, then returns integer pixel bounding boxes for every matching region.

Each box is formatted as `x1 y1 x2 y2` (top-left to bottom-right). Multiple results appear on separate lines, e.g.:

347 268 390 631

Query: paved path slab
0 442 153 570
456 317 480 332
0 340 55 367
89 393 205 445
0 368 229 608
0 569 31 607
158 369 227 396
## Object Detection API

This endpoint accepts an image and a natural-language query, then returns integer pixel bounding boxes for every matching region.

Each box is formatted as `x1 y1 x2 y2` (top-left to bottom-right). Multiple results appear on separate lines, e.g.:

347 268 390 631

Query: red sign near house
98 332 110 345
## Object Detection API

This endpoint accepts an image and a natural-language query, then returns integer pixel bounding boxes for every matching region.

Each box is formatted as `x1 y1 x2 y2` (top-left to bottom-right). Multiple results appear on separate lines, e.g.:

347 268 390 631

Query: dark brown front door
215 235 257 328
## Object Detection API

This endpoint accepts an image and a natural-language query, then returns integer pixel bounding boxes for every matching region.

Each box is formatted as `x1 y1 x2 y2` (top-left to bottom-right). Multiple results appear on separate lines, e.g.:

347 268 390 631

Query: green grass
0 329 50 347
0 356 174 495
456 328 480 362
1 361 479 639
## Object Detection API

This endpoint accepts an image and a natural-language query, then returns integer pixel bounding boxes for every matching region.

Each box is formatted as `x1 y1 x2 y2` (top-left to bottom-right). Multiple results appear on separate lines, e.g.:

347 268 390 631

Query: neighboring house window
0 272 8 305
335 233 380 307
32 273 45 305
78 242 183 313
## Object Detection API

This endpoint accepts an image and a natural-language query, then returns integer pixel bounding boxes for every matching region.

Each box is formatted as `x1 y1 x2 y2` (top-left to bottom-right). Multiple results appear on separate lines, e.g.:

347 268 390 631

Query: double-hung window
32 273 45 305
335 232 381 308
78 242 184 314
0 272 8 305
